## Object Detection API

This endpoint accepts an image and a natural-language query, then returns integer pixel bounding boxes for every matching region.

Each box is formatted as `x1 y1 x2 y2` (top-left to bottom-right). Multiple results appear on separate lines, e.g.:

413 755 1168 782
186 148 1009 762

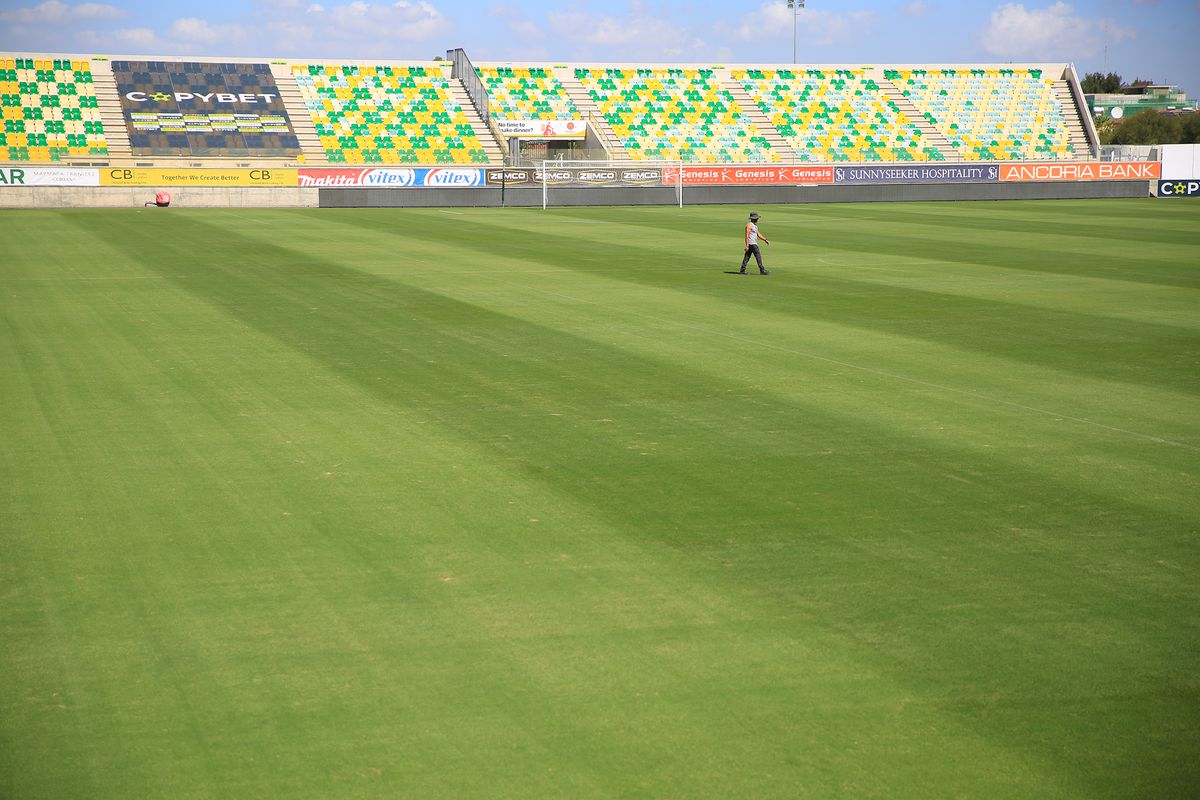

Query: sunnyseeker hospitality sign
834 164 1000 184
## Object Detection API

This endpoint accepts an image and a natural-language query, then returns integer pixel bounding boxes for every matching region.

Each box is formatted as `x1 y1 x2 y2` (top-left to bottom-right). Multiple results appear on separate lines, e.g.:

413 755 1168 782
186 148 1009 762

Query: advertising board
533 167 667 187
0 167 99 187
297 168 485 188
484 168 536 186
494 120 588 139
1000 162 1161 182
100 168 297 186
662 165 834 186
834 164 999 185
1157 179 1200 197
112 61 300 157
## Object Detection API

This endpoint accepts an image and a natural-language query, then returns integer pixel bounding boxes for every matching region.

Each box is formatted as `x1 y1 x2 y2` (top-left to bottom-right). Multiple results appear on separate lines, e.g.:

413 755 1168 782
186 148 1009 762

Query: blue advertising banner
834 164 999 185
298 167 485 188
1158 179 1200 197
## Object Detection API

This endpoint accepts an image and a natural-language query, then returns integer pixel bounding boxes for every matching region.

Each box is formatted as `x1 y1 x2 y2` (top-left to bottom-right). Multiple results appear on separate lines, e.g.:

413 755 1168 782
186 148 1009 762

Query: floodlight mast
788 0 806 65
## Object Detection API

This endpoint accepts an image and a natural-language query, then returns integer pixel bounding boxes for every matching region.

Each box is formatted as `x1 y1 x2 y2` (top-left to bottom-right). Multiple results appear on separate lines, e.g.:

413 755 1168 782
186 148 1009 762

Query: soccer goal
540 159 685 209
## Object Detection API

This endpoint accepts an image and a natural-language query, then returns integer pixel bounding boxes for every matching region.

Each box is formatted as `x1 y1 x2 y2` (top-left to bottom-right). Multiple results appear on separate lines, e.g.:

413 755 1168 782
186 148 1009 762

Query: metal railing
446 48 488 124
1100 145 1159 162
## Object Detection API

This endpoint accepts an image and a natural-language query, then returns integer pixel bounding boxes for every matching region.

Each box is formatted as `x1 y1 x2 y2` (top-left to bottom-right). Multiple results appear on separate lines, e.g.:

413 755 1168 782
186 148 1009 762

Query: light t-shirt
746 222 759 246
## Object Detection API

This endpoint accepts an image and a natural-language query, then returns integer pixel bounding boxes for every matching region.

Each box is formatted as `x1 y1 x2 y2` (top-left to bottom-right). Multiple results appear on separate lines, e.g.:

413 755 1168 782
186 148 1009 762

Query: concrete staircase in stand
555 67 628 160
445 80 505 164
1054 79 1095 159
722 76 799 162
87 59 131 165
876 75 961 161
270 63 326 165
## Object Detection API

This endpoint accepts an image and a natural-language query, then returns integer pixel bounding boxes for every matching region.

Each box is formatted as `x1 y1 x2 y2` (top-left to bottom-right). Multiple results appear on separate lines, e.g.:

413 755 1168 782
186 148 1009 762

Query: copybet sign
1158 180 1200 197
112 61 298 157
297 168 485 188
0 167 99 187
124 90 279 105
1000 162 1161 182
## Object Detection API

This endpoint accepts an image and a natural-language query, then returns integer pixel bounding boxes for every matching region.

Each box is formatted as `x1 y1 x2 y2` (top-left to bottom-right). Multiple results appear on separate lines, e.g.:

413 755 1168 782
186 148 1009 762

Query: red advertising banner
1000 161 1161 182
662 165 834 186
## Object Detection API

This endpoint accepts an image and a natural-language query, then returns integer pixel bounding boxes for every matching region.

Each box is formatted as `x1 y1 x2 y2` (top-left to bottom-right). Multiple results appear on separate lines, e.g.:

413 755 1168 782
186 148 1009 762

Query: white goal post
540 159 685 209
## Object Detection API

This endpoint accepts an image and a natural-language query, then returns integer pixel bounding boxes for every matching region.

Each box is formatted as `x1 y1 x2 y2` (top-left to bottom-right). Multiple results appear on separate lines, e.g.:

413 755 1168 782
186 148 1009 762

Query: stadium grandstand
0 51 1099 167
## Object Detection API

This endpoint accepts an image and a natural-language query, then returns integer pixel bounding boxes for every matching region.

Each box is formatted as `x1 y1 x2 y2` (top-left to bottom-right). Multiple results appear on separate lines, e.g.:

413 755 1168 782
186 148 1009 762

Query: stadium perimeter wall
318 182 1148 208
0 183 1148 209
0 187 317 208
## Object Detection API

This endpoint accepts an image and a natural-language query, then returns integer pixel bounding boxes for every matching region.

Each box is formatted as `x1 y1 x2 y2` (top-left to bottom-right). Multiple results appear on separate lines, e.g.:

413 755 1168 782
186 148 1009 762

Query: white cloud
302 1 450 42
0 0 124 24
167 18 249 47
78 26 158 51
547 6 708 60
488 3 542 38
900 1 933 16
730 3 877 48
981 2 1134 58
71 1 452 58
76 16 249 54
245 1 453 57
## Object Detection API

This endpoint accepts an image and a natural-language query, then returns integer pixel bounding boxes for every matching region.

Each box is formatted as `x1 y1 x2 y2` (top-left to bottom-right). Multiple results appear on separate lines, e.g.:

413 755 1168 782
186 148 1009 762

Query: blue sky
2 0 1197 94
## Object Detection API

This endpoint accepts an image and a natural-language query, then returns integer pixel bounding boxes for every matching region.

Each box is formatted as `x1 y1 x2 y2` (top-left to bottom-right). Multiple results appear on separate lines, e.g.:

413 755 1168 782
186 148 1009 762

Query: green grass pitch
1 199 1198 798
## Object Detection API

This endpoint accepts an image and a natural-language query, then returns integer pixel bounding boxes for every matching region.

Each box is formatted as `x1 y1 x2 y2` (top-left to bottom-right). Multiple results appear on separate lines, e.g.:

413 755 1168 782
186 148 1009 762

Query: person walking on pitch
740 212 770 275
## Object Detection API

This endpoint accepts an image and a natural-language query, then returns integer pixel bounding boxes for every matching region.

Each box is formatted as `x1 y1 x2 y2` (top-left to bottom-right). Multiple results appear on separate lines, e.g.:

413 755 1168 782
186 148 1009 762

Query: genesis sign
662 165 834 186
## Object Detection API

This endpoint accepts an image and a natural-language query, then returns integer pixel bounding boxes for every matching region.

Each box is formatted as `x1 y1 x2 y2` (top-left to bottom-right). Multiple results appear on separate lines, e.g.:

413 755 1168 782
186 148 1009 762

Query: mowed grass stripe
315 205 1200 397
1 202 1198 799
4 211 1089 796
316 205 1200 395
